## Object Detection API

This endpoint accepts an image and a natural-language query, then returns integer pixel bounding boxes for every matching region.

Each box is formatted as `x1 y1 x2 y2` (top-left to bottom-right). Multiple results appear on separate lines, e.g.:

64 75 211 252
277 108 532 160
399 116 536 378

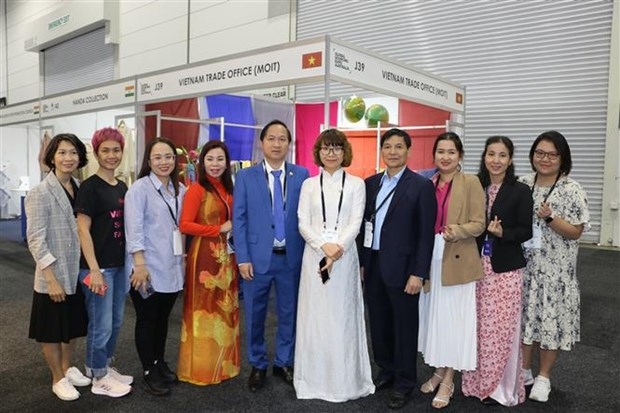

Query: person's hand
239 263 254 281
318 257 334 277
443 225 458 242
88 269 106 295
220 220 232 234
321 243 344 260
536 201 553 220
404 275 423 295
487 215 503 238
131 265 150 293
47 277 66 303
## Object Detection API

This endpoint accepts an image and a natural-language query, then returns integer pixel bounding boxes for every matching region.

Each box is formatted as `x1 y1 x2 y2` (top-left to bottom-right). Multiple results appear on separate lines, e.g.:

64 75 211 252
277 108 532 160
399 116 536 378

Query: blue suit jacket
360 168 437 288
233 162 309 274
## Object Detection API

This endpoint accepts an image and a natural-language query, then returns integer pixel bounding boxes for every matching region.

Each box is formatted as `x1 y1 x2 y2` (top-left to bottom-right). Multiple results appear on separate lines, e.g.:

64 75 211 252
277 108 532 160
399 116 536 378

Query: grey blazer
25 172 80 294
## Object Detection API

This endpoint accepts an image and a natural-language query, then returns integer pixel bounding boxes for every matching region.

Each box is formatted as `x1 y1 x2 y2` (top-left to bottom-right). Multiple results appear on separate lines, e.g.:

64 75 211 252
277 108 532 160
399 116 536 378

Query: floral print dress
519 173 589 351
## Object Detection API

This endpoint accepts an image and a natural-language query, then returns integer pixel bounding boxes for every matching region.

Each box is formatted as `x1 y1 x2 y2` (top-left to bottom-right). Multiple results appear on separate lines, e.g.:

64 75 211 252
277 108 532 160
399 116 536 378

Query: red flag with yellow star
302 52 322 69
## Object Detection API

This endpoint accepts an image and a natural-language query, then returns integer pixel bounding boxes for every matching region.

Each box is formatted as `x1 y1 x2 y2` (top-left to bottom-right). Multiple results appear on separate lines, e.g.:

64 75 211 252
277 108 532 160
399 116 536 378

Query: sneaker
52 377 80 401
91 373 132 398
522 368 534 386
108 366 134 385
65 366 92 387
529 375 551 402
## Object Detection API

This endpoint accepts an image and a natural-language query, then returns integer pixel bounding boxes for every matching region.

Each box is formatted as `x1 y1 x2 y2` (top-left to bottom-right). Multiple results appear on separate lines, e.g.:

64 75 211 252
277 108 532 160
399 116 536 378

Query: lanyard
264 162 287 211
531 173 560 203
150 178 178 226
370 183 397 223
435 178 453 229
212 186 231 220
320 171 346 231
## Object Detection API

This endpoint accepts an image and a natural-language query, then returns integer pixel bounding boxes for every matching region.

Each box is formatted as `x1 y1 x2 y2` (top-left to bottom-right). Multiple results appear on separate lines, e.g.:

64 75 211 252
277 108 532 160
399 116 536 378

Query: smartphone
138 281 155 299
82 273 108 296
319 257 330 284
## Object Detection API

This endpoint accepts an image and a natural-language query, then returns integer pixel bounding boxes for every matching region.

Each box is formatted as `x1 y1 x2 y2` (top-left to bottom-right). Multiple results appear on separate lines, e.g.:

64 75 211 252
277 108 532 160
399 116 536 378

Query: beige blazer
25 172 80 294
424 171 485 292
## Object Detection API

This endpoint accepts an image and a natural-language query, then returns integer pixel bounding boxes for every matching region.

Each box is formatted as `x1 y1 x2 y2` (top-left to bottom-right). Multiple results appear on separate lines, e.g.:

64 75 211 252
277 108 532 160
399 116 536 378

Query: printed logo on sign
140 83 151 95
302 52 322 69
125 85 135 98
456 93 463 104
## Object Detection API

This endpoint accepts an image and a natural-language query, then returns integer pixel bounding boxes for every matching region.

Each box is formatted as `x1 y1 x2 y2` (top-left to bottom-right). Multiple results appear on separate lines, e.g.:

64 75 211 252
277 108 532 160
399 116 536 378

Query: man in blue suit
360 128 436 409
233 120 309 392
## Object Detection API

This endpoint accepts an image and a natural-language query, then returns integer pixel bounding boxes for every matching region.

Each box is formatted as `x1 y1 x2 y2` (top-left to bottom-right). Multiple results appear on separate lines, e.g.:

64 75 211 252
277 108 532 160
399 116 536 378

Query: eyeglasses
534 149 560 161
150 154 176 163
320 146 343 155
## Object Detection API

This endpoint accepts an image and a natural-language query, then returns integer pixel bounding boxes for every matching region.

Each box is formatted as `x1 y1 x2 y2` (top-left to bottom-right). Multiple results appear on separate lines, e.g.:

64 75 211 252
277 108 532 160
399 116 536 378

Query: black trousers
365 251 420 394
129 289 179 371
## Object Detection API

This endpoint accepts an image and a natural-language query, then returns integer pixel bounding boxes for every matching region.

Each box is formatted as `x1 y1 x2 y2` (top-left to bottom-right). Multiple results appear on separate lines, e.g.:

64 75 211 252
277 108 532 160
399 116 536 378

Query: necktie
271 170 285 241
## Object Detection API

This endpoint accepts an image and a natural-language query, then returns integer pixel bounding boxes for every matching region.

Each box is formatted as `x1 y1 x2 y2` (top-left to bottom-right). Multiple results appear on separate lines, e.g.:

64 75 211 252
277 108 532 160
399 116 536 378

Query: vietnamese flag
302 51 322 69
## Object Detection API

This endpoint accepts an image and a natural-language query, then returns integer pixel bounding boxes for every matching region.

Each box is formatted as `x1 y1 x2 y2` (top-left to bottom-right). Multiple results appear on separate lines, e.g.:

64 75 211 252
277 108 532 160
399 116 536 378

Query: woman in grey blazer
26 133 91 401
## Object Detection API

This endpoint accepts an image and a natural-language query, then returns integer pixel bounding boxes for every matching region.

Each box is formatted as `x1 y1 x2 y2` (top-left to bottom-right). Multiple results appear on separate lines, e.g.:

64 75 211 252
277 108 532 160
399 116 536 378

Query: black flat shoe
143 369 170 396
387 391 409 410
156 360 178 384
273 365 294 385
248 367 266 392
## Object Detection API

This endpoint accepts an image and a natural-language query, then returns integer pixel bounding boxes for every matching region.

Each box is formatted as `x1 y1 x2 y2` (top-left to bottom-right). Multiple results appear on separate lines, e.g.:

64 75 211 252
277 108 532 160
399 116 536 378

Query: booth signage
329 42 465 113
0 101 39 126
39 81 136 119
137 42 325 103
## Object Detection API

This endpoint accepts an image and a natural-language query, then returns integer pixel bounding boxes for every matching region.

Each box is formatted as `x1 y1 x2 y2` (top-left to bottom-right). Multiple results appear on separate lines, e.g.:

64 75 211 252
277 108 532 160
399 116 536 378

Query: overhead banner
329 41 465 113
0 100 40 126
39 80 136 119
137 42 325 103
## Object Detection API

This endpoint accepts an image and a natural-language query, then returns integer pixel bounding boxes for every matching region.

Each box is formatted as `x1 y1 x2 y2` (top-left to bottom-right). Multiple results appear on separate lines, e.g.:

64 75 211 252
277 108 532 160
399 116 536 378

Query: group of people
25 121 588 410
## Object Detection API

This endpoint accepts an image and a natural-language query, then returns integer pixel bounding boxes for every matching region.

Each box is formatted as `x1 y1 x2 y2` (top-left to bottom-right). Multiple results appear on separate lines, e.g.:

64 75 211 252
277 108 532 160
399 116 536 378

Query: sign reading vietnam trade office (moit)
39 81 136 119
136 42 325 103
329 41 465 113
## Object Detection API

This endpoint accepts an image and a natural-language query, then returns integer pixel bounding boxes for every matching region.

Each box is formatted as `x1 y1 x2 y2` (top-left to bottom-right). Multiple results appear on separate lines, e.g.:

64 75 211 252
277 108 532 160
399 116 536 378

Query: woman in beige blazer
26 133 91 401
418 132 485 409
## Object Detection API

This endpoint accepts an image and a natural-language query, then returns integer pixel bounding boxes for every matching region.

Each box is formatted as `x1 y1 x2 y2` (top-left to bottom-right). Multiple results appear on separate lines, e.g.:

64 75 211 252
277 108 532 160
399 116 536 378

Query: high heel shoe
421 372 443 394
432 382 454 409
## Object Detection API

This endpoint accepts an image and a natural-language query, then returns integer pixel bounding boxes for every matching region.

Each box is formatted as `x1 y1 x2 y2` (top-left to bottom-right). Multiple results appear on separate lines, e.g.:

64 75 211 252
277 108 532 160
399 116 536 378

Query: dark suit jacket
233 162 309 274
360 168 436 288
476 179 533 273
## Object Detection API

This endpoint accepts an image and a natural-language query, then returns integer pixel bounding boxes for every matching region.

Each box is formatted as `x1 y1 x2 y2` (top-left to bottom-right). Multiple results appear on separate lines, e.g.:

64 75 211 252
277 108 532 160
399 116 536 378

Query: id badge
322 228 338 243
363 221 374 248
173 228 183 256
226 233 235 254
482 237 493 257
523 223 542 249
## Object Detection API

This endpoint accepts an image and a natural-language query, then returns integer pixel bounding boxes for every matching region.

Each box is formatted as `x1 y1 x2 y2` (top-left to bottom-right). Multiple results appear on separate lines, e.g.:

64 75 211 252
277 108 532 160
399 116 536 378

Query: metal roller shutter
44 27 114 96
297 1 612 243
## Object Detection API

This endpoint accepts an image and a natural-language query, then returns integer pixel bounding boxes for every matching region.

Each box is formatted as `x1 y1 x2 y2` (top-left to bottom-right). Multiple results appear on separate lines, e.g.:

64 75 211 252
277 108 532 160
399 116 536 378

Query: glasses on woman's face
320 146 343 155
150 154 176 164
534 149 560 161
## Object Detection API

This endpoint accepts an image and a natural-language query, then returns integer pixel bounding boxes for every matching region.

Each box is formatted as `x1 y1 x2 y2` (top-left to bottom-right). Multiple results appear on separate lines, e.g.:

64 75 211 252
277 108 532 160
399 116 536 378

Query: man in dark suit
360 128 436 409
233 120 309 392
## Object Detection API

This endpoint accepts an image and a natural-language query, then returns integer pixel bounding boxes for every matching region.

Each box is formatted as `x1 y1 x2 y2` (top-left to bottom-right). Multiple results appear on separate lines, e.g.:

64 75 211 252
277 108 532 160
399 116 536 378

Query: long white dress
294 168 375 402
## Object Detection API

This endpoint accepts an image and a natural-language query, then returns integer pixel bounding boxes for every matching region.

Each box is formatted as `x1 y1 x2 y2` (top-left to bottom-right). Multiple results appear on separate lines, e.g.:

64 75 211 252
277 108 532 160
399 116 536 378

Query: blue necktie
271 170 285 241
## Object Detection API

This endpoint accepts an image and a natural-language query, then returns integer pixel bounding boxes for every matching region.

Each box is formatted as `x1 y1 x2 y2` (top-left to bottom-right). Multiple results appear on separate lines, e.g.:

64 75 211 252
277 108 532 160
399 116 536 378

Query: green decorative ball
365 104 389 127
343 96 366 123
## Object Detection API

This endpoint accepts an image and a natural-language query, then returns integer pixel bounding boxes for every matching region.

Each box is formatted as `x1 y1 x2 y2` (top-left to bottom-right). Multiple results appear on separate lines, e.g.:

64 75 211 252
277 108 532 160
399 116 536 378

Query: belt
272 248 287 255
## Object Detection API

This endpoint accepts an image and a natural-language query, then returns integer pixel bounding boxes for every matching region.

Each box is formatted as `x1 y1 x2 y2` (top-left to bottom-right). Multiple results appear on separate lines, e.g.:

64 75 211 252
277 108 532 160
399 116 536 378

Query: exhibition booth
0 35 465 221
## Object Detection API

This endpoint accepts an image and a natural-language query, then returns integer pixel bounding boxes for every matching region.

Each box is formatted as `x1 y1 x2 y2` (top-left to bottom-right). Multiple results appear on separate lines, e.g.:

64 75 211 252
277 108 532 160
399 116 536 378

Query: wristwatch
544 213 554 224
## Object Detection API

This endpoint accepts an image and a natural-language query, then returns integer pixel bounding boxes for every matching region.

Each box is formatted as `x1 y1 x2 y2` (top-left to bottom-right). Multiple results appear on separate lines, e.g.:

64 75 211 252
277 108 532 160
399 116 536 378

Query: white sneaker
108 366 134 385
522 368 534 386
529 375 551 402
65 366 92 387
52 377 80 401
91 373 132 398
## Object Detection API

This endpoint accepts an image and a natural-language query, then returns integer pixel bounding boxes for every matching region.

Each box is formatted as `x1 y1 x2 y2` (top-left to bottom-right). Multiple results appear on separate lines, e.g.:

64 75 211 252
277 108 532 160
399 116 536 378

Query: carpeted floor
0 224 618 412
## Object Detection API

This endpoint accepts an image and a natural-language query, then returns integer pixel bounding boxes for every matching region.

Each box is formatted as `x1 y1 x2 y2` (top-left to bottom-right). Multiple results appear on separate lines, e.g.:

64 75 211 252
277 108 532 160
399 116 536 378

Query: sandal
421 372 444 394
432 382 454 409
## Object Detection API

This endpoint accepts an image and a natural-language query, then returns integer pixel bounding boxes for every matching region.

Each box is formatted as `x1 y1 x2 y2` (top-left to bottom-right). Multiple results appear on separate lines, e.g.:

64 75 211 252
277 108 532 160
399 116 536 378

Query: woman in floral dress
177 141 240 385
519 131 589 403
461 136 533 406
